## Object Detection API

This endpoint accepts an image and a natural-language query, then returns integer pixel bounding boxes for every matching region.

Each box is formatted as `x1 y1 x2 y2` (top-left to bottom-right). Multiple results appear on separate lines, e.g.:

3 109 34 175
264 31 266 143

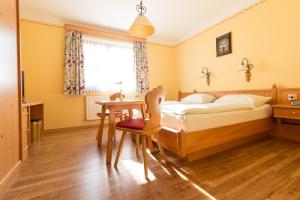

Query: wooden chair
96 92 126 141
114 86 165 179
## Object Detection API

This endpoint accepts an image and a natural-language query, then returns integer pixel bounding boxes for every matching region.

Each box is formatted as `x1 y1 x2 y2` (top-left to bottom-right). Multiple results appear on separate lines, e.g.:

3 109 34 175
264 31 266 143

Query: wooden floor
2 127 300 200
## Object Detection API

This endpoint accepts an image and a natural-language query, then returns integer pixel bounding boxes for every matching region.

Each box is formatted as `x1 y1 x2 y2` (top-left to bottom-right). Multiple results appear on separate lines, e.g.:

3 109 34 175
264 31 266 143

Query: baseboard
44 124 100 134
0 161 21 199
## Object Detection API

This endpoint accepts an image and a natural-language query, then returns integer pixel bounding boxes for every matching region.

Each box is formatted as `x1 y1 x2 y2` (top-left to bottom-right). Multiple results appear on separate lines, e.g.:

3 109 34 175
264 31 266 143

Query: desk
96 100 145 165
21 102 44 160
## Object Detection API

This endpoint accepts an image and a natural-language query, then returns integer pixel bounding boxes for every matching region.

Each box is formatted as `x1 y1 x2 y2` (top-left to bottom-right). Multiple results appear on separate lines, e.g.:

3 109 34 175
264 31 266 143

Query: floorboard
1 127 300 200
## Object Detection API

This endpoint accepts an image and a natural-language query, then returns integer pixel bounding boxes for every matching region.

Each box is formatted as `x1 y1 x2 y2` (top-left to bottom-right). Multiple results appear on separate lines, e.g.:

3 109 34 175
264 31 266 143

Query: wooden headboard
276 88 300 104
178 84 277 104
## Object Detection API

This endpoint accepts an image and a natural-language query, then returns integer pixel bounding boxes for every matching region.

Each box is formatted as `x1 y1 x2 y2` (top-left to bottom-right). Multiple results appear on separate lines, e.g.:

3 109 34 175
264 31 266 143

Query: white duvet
162 102 254 115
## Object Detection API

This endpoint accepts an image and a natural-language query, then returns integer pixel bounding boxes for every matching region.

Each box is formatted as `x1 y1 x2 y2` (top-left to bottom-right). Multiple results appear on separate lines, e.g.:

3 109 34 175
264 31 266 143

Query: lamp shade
129 15 155 38
237 64 247 71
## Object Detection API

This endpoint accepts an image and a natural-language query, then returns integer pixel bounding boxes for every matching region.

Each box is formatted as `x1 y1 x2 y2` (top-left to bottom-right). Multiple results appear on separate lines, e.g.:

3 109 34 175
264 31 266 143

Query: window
83 34 136 93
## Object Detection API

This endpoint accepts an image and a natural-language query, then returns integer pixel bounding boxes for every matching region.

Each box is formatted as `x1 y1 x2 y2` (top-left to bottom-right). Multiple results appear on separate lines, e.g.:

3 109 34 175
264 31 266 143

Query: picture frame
216 32 232 57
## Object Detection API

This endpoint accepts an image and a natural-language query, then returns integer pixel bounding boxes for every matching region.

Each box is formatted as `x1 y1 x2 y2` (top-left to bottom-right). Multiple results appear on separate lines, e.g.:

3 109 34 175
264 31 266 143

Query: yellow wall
174 0 300 91
21 0 300 130
20 21 95 130
147 43 177 100
20 20 177 130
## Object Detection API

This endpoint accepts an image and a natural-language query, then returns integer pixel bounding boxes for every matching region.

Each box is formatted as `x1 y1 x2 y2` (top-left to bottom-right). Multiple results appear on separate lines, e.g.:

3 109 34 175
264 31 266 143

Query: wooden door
0 0 21 196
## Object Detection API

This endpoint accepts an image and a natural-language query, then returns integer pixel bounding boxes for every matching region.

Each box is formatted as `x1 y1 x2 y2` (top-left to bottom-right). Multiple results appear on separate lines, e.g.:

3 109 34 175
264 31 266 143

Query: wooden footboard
158 128 185 157
158 117 275 161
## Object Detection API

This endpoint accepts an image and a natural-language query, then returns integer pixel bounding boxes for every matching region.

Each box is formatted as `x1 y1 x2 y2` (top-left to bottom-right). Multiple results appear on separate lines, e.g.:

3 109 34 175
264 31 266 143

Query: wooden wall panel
0 0 21 197
276 88 300 105
178 85 278 104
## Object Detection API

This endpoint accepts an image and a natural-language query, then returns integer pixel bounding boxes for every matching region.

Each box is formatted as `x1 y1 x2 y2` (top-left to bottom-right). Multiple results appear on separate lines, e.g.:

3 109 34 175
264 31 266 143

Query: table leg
106 108 116 165
135 135 140 156
128 108 133 118
128 108 135 142
97 105 106 147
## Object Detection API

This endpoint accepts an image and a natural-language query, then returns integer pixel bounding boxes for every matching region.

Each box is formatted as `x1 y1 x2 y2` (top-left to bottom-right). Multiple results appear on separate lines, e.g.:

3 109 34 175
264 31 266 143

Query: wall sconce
237 58 254 82
201 67 212 86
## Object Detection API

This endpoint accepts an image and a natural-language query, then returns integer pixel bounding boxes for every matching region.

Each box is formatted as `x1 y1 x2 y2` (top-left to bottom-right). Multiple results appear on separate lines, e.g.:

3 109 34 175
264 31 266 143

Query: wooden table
96 100 145 165
21 102 44 161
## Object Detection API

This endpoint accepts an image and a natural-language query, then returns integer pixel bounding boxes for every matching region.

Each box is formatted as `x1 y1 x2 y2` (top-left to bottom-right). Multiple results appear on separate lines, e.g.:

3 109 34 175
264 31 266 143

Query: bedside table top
272 104 300 109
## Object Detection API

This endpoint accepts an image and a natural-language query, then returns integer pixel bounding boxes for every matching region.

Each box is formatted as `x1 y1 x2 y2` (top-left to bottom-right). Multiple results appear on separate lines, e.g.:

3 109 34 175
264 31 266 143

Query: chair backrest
109 92 125 101
144 86 165 130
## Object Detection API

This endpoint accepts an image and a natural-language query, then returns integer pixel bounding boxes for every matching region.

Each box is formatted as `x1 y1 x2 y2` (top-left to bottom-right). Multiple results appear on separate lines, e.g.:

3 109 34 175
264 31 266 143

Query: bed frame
158 85 277 161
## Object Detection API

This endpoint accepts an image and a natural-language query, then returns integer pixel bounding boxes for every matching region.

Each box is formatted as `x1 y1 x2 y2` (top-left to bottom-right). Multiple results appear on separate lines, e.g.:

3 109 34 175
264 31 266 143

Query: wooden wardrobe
0 0 21 197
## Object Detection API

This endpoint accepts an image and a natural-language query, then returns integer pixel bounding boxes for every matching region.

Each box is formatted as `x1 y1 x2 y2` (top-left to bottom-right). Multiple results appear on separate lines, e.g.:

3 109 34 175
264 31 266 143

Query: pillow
181 93 216 104
241 94 272 107
215 94 272 107
215 95 254 106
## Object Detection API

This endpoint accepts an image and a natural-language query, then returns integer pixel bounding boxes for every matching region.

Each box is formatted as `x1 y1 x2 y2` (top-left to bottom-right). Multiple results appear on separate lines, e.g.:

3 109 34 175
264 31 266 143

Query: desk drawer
273 108 300 119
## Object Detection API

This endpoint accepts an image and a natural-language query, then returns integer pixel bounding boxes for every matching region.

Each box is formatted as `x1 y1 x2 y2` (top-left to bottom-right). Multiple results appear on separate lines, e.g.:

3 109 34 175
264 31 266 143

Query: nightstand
272 104 300 122
271 104 300 142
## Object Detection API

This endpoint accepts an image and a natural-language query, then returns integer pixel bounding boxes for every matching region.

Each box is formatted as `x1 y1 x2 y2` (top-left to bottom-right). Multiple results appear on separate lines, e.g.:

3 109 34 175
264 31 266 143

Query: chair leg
141 135 148 179
135 135 140 156
114 131 127 169
147 135 154 153
113 132 116 144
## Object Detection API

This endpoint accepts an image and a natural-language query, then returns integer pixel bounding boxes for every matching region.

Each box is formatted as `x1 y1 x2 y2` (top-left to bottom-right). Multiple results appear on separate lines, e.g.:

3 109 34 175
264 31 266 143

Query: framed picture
216 32 232 57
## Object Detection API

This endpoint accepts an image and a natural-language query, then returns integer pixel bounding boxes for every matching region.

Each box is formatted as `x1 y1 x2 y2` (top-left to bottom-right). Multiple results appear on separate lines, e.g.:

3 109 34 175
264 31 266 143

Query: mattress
161 104 272 132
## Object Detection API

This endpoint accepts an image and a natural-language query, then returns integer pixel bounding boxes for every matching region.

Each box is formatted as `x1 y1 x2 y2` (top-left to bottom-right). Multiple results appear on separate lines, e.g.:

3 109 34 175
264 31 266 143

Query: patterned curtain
64 30 85 95
134 41 149 93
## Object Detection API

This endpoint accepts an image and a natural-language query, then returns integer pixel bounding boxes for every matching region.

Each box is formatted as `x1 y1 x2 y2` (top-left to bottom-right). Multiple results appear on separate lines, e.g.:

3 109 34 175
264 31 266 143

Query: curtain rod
65 24 146 43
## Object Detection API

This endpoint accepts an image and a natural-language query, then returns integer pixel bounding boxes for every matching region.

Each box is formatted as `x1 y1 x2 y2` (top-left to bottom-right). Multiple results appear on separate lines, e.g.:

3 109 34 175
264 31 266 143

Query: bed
157 85 277 161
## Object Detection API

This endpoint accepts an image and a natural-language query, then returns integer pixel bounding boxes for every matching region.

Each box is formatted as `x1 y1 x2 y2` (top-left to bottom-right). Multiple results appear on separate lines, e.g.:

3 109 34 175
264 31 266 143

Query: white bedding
161 103 272 132
162 102 254 115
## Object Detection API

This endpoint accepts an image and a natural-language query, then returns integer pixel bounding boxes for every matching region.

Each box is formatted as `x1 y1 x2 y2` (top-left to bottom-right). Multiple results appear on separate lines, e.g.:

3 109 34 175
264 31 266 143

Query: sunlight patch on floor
148 151 217 200
172 167 217 200
148 152 171 176
179 167 190 174
123 160 156 184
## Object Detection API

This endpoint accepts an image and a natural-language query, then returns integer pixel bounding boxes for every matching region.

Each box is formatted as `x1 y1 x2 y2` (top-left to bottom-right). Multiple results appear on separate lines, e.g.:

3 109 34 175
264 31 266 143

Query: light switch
288 94 298 101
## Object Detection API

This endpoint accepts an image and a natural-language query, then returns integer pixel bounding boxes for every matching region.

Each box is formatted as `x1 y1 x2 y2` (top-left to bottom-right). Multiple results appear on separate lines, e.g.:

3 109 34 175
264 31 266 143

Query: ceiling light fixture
129 0 155 38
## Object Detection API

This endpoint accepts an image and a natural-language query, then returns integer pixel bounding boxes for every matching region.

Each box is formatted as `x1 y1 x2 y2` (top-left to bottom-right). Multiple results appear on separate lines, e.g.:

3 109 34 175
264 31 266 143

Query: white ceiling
20 0 258 46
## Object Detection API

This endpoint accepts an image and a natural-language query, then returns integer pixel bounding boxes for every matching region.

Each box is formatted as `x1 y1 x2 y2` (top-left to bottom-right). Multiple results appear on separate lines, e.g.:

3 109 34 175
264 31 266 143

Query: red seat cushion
114 111 123 115
116 118 144 130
